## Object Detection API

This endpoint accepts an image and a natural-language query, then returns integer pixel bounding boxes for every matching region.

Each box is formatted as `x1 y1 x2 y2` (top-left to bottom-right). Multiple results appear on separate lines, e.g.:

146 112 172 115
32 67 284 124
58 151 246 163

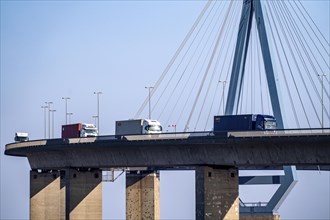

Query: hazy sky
1 0 329 219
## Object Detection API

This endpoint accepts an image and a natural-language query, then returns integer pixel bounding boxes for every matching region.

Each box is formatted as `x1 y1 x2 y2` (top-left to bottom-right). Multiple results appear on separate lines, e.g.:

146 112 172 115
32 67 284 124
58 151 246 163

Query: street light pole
145 86 154 119
94 92 102 134
45 102 53 139
50 109 56 138
92 116 98 125
67 113 73 124
62 97 70 124
41 106 48 139
219 80 227 115
318 74 326 128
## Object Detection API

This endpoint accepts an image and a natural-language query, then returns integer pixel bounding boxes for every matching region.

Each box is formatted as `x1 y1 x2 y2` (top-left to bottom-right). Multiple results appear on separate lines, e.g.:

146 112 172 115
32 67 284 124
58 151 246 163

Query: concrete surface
5 134 329 169
196 166 239 220
30 170 61 220
126 171 160 220
65 169 102 220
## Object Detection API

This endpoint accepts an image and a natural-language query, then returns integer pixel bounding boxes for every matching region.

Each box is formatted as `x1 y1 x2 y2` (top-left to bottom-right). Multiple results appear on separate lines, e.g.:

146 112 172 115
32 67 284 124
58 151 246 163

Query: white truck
115 119 162 135
15 132 29 142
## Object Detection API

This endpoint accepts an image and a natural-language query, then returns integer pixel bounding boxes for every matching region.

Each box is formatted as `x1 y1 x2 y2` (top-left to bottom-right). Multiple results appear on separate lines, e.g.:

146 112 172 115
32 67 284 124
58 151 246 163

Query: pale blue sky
1 1 329 219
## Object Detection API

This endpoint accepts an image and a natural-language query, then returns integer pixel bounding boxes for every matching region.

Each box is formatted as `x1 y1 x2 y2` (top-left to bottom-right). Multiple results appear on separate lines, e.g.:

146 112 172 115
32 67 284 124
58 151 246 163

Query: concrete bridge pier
30 169 102 220
126 170 160 220
63 168 102 220
30 170 61 220
196 166 239 220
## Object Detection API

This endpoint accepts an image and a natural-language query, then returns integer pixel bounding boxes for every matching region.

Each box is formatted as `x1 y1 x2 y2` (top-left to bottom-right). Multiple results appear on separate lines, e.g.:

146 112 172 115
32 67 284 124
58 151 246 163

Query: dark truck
214 114 277 134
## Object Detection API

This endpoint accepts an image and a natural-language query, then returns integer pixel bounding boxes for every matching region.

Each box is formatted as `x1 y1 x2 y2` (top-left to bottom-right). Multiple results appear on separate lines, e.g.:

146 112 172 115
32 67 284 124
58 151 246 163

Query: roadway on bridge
5 129 330 170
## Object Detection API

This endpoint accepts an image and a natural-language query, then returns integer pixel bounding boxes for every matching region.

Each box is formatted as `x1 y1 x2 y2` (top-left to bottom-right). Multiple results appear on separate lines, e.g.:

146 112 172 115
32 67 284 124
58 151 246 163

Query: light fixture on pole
145 86 154 119
318 74 326 128
45 102 53 139
50 109 56 138
62 97 70 125
94 92 103 134
41 105 48 139
219 80 227 115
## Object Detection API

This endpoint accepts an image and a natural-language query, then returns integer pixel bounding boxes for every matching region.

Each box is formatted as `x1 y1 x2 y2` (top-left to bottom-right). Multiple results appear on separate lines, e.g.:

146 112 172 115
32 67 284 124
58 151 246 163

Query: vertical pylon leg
30 170 61 220
126 171 160 220
196 166 239 220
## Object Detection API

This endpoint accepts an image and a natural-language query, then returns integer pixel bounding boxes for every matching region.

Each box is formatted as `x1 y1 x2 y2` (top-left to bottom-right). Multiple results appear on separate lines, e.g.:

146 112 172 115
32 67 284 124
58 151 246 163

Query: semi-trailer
62 123 98 138
115 119 162 135
214 114 276 134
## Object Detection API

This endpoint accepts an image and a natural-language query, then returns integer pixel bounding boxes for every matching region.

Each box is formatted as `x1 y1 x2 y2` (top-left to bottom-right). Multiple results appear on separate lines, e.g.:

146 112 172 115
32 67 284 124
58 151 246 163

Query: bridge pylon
225 0 284 129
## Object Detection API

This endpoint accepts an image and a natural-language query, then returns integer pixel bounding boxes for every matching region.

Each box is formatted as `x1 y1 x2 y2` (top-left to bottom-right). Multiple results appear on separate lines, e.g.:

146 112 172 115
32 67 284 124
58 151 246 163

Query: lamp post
62 97 70 125
318 74 326 128
41 105 48 139
145 86 154 119
67 113 73 124
45 102 53 139
94 92 102 134
92 116 98 125
219 80 227 115
50 109 56 138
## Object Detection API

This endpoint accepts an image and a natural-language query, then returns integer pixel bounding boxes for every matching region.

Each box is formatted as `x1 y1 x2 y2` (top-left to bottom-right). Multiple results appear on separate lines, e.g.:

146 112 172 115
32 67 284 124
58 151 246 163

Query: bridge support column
64 168 102 220
126 171 160 220
30 170 61 220
196 166 239 220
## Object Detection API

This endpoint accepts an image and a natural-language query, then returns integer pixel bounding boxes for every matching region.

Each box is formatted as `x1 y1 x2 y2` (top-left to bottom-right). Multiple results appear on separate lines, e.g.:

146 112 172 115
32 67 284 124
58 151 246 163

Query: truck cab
81 123 98 137
142 119 162 134
15 132 29 142
254 115 277 130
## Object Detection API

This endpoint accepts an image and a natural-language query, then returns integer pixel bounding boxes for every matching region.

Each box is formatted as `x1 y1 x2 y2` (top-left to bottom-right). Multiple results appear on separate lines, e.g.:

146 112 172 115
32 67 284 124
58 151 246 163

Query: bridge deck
5 129 330 169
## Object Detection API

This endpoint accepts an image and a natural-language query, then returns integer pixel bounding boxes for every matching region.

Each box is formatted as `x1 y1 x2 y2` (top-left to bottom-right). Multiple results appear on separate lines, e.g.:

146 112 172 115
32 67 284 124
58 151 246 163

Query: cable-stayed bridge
135 0 329 131
4 0 330 220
